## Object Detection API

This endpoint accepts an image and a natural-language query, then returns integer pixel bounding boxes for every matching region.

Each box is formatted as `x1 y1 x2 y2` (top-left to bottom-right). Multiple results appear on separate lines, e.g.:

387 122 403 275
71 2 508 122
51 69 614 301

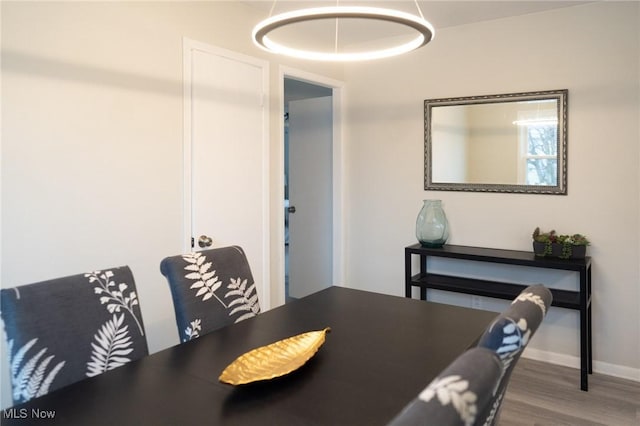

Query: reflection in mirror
425 90 567 194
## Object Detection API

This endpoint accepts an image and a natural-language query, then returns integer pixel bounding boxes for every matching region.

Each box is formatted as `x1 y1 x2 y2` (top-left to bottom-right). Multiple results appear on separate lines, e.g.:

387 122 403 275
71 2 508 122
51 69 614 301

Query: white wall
343 2 640 380
0 1 343 408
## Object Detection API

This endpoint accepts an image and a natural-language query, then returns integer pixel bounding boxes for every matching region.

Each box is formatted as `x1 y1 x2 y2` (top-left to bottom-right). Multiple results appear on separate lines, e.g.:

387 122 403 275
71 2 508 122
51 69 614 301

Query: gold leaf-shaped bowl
219 327 331 385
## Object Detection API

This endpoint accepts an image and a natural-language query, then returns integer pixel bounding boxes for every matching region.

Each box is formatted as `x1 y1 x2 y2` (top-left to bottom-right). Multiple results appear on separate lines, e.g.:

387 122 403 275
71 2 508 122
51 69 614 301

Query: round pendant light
252 6 435 62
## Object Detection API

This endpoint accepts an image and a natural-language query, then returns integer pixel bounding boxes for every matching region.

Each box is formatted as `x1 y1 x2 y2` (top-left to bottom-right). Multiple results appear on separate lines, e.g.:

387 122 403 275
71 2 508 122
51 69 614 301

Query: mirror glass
424 89 567 194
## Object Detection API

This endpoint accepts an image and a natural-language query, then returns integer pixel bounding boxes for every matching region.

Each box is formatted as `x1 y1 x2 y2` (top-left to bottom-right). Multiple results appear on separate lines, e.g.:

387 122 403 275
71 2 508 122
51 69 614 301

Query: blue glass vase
416 200 449 247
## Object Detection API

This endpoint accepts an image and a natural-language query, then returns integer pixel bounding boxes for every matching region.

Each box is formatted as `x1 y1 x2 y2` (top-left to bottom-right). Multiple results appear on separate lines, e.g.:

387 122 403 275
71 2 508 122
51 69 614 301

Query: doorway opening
284 78 333 302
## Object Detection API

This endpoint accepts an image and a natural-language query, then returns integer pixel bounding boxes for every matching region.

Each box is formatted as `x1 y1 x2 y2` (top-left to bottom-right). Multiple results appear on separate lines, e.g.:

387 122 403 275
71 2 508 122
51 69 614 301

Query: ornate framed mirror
424 89 568 194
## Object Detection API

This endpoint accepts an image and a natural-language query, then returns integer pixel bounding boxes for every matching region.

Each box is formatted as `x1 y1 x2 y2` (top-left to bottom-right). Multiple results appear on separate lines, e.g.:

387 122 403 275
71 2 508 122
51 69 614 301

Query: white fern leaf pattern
183 319 202 342
419 375 478 426
9 339 65 403
497 318 530 358
182 252 226 306
225 277 260 323
25 354 54 398
14 347 47 398
10 338 34 381
513 291 547 315
86 314 134 377
86 270 144 335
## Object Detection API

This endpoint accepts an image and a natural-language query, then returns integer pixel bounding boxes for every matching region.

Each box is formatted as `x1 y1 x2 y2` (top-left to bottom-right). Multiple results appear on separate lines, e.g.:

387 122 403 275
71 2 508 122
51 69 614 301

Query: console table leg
404 251 412 298
420 254 427 301
580 279 589 391
587 265 593 375
588 305 593 375
579 266 591 391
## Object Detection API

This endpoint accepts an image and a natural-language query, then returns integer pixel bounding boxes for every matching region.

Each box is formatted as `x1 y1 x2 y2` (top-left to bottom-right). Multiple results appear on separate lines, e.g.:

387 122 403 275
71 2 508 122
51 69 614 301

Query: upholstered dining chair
388 284 552 426
160 245 261 342
387 347 503 426
476 283 553 425
0 266 148 405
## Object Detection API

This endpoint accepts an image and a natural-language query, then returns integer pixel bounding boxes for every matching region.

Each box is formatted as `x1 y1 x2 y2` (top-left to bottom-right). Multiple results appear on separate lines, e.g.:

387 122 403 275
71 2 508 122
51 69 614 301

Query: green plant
532 227 590 259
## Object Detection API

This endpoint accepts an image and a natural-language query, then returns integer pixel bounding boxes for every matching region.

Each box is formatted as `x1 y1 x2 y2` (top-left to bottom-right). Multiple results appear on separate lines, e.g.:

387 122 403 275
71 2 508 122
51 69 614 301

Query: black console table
405 243 592 391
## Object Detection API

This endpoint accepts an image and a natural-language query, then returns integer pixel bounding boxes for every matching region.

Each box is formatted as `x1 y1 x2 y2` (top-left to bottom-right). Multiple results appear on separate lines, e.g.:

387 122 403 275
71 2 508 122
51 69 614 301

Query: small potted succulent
532 227 590 259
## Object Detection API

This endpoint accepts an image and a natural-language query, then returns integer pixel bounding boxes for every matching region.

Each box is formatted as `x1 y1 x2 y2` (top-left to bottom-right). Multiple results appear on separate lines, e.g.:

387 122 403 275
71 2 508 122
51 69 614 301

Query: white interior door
288 96 333 298
184 39 269 309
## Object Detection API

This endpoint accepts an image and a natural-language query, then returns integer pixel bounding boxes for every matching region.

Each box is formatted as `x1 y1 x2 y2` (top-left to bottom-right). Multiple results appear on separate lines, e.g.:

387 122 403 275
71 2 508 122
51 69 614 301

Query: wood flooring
500 358 640 425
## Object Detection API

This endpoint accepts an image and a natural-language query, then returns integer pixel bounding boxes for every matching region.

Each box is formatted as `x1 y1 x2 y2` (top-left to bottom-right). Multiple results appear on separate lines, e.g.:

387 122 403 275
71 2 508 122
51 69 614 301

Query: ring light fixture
252 6 435 62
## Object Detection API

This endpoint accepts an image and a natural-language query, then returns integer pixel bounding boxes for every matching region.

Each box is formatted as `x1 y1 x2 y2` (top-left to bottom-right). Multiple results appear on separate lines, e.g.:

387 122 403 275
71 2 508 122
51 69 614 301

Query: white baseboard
523 347 640 382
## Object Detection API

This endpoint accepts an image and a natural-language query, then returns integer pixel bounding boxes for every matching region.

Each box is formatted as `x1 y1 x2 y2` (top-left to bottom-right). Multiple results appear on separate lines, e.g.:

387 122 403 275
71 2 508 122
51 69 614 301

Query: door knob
288 206 296 213
198 235 213 248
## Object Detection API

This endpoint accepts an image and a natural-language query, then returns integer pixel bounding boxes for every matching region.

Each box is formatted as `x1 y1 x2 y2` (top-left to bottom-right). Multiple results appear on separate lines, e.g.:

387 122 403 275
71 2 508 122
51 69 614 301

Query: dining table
1 286 498 425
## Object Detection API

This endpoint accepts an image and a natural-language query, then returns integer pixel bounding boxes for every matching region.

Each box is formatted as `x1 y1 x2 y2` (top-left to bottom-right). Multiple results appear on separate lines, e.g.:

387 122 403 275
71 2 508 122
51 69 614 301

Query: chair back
476 284 553 424
0 266 148 405
160 245 260 342
387 347 503 426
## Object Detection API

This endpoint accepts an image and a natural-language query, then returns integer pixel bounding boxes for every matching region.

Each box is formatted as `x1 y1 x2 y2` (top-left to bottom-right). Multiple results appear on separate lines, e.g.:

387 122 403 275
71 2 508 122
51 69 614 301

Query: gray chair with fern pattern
160 245 261 342
475 283 553 424
0 266 148 405
387 284 552 426
387 347 503 426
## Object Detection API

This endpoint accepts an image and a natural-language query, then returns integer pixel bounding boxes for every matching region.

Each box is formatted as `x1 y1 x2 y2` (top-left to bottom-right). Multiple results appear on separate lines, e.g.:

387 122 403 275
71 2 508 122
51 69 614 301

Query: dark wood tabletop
1 286 498 426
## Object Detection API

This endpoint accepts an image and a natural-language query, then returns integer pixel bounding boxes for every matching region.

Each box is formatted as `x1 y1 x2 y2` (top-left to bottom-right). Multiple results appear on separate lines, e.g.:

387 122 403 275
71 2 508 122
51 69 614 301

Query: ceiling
244 1 591 100
241 1 590 54
241 1 591 31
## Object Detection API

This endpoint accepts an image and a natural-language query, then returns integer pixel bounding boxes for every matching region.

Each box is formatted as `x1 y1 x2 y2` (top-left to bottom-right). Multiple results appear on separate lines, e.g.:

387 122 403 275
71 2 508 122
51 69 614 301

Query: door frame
183 38 271 310
278 66 345 304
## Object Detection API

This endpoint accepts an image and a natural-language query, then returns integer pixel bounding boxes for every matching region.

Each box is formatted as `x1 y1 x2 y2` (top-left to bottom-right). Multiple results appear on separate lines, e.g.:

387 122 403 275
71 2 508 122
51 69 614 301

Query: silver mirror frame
424 89 568 195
